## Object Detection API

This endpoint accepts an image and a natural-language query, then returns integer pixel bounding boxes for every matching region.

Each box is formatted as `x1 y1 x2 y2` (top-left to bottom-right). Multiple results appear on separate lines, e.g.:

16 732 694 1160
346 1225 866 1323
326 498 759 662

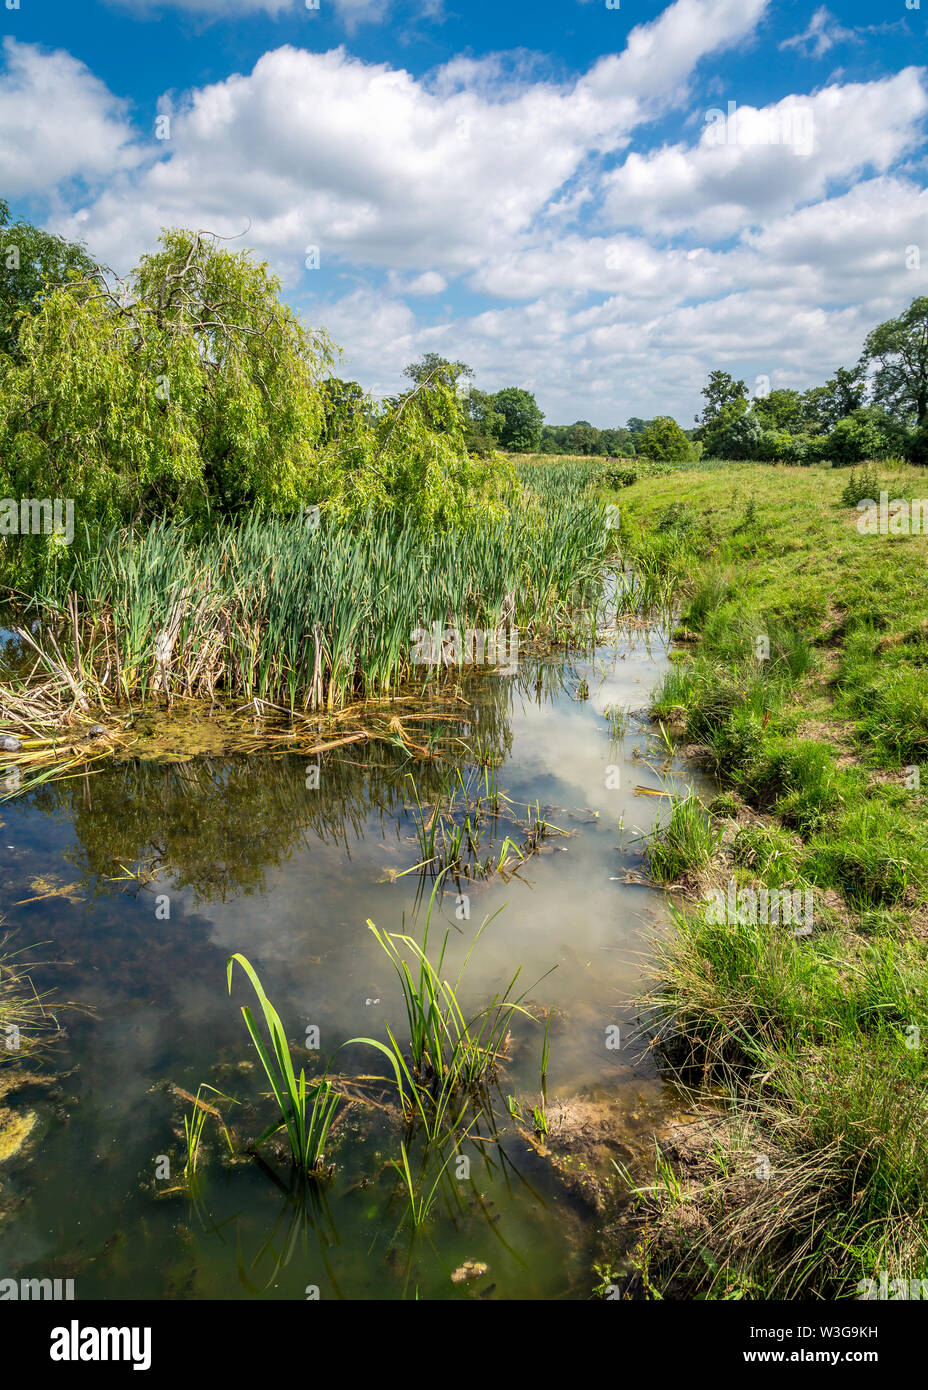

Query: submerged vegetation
0 933 61 1167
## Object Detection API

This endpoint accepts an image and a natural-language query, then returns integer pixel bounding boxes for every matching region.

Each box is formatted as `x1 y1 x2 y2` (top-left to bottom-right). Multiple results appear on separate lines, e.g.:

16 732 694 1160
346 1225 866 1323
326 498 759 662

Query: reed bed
0 463 671 794
12 496 612 714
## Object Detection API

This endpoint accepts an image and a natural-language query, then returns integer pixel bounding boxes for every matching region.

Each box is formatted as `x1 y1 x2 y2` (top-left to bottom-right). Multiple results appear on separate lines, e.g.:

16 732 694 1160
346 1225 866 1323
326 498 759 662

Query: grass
644 794 723 884
612 460 928 1298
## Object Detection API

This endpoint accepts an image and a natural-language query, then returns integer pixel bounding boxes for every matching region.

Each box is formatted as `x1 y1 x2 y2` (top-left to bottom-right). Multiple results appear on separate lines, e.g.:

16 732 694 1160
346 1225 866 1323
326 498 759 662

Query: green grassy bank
611 461 928 1299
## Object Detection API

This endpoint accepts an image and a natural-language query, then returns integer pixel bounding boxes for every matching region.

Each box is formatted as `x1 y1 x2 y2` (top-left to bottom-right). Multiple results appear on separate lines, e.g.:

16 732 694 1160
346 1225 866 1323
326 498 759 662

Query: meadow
609 459 928 1298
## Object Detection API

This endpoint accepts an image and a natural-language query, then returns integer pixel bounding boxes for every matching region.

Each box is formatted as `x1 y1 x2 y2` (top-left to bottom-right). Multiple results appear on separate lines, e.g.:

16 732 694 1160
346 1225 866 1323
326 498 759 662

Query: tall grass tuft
644 794 723 883
227 953 340 1174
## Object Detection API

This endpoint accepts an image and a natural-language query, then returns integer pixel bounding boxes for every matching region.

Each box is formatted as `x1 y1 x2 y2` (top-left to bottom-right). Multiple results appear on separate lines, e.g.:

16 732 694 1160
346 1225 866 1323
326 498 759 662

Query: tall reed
19 496 614 713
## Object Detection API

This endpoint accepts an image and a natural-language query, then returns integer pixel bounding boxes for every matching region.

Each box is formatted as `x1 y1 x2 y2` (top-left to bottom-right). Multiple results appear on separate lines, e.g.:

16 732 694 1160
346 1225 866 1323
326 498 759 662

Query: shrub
840 468 883 507
636 416 697 463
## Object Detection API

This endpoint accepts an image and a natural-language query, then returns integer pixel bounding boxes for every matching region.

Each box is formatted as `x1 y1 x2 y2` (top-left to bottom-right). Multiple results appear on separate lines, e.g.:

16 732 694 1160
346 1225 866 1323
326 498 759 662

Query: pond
0 626 701 1300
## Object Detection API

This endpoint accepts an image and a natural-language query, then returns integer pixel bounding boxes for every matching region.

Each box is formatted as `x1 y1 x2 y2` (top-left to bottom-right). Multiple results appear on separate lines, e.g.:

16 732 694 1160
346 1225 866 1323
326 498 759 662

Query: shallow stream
0 626 701 1300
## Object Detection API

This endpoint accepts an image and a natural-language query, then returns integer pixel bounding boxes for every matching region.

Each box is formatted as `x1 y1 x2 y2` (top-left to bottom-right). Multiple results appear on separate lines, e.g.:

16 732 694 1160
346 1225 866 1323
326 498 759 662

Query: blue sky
2 0 927 426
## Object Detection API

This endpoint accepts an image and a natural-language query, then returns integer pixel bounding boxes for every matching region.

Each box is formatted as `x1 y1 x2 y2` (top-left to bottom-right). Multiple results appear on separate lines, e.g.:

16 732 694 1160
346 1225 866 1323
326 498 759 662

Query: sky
1 0 926 428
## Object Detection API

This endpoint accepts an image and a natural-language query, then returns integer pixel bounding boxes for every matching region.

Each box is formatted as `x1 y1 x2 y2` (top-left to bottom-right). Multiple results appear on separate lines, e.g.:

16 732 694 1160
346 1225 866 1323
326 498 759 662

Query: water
0 628 703 1300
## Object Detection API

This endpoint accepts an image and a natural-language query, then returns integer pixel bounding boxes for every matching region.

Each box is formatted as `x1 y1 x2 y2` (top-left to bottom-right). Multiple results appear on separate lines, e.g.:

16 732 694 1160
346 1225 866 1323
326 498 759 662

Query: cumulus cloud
10 0 928 424
0 38 140 199
600 69 928 238
46 0 774 276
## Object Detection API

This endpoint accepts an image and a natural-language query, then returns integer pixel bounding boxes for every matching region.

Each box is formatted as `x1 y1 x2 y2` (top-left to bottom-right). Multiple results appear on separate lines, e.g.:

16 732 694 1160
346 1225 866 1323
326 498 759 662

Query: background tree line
3 199 928 495
435 299 928 467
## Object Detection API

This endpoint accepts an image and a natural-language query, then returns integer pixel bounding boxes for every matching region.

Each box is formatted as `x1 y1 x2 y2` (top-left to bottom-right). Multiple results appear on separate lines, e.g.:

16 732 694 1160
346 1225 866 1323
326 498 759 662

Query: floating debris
450 1260 489 1285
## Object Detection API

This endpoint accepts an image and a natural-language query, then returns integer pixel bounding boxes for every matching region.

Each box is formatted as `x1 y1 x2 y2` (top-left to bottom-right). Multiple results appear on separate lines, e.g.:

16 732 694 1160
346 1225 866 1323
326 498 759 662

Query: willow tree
313 355 513 528
0 228 335 523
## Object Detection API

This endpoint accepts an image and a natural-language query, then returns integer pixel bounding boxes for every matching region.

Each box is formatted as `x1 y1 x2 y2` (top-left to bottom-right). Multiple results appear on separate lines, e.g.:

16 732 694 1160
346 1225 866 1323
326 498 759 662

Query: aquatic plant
405 770 565 883
540 1012 552 1089
10 487 612 718
362 881 555 1142
182 1084 234 1181
392 1140 462 1230
227 953 340 1174
366 916 523 1092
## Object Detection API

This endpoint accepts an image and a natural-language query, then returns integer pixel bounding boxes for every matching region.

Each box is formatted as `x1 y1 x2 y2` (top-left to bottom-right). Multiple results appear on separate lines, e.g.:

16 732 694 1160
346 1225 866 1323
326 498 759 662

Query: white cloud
779 6 858 59
0 38 140 199
11 0 928 426
405 270 447 295
46 0 774 278
600 70 928 238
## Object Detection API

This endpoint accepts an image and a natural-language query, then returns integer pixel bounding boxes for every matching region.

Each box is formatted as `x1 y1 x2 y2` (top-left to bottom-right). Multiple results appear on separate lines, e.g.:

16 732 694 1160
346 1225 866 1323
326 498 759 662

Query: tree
0 227 336 521
0 227 515 535
823 407 895 466
861 298 928 427
824 366 867 422
490 386 544 452
696 370 748 429
461 386 504 455
566 420 600 455
799 385 831 434
403 352 472 393
636 416 695 462
319 376 368 446
710 410 766 460
600 427 636 456
0 197 103 359
751 388 804 433
539 424 570 454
